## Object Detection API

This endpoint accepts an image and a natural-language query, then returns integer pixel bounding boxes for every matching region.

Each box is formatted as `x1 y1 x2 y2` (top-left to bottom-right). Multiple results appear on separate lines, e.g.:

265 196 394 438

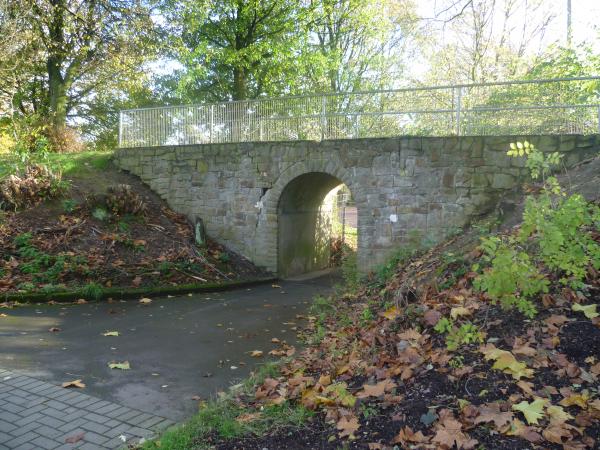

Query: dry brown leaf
318 374 331 386
516 380 535 397
139 297 152 304
432 411 478 449
423 309 442 326
337 415 360 438
542 422 575 445
65 432 85 444
559 391 589 409
62 379 85 389
393 426 429 444
249 350 263 357
356 379 397 398
236 412 262 423
473 403 513 429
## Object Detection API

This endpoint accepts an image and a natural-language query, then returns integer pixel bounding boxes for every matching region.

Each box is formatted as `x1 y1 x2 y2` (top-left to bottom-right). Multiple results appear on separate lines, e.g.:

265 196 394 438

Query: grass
142 362 314 450
0 150 113 180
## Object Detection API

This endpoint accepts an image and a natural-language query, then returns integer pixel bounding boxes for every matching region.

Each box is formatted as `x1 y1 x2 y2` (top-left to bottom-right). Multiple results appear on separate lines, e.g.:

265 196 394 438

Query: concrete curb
0 277 278 304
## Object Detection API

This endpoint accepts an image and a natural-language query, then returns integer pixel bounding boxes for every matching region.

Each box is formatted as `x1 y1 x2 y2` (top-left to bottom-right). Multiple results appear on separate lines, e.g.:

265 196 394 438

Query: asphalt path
0 272 338 421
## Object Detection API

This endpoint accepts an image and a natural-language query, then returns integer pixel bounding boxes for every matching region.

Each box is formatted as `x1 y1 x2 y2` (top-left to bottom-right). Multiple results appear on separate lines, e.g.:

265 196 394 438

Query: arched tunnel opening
277 172 357 278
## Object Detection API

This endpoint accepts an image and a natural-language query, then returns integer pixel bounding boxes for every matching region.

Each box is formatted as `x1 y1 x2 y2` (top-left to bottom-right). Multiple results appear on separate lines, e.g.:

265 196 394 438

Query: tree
164 0 304 102
0 0 41 119
302 0 419 93
1 0 157 134
421 0 556 84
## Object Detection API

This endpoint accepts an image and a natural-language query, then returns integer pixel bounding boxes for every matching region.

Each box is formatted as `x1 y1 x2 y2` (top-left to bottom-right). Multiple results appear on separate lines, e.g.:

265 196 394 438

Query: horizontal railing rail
119 77 600 148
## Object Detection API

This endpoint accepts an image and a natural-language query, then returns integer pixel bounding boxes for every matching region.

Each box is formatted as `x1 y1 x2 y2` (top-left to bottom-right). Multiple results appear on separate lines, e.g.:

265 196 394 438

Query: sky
418 0 600 50
149 0 600 87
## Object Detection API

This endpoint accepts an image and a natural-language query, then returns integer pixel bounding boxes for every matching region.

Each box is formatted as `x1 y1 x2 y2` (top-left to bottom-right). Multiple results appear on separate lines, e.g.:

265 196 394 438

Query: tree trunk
46 0 68 129
233 67 247 101
47 56 68 128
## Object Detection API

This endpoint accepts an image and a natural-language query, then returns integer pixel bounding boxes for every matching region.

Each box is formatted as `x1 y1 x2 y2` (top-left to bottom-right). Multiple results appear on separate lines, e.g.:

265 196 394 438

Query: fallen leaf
318 374 331 386
542 421 576 444
546 405 573 422
249 350 263 357
450 306 471 320
432 410 478 449
271 284 281 288
132 276 142 287
571 303 598 319
382 305 401 320
62 379 86 389
108 361 131 370
507 418 543 443
474 403 513 429
559 391 589 409
393 426 429 444
139 297 152 305
424 309 442 326
356 379 397 398
512 398 546 425
481 345 533 380
48 327 61 332
271 338 280 343
236 412 262 423
65 432 85 444
337 415 360 438
102 331 119 337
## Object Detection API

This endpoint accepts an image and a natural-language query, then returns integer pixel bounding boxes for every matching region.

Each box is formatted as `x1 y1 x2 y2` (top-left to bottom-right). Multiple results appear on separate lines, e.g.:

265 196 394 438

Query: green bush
474 141 599 316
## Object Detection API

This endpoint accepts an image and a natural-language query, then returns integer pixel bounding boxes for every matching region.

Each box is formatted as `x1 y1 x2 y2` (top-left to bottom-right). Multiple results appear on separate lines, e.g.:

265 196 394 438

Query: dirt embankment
0 158 269 299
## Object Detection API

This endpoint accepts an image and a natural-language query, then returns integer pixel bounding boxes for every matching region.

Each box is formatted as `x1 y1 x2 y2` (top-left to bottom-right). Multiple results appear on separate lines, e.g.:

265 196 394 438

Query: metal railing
118 76 600 148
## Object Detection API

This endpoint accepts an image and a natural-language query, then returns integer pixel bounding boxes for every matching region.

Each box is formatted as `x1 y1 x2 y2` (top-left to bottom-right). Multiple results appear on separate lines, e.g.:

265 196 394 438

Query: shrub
474 141 600 316
46 125 85 153
0 164 68 210
105 184 147 216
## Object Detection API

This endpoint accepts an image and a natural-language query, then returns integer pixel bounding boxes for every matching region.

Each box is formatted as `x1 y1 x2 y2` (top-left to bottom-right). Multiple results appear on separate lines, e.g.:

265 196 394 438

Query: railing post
118 111 123 148
320 96 327 140
597 105 600 134
209 105 214 144
455 87 462 136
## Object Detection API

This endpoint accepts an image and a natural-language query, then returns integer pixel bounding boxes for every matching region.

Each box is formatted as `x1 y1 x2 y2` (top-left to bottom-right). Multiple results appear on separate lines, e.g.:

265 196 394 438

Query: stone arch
256 159 369 276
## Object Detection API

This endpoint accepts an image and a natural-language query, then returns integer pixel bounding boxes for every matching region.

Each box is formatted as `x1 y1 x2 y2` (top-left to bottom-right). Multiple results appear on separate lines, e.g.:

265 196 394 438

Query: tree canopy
0 0 598 150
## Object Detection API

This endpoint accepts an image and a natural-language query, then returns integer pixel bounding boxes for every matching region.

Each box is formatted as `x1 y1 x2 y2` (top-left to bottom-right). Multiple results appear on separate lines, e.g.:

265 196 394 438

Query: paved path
0 368 173 449
0 273 336 449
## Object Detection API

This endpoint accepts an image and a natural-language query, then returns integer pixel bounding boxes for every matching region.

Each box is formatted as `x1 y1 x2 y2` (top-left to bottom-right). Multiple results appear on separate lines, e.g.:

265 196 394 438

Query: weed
92 207 109 221
449 355 465 369
62 199 78 213
81 282 103 301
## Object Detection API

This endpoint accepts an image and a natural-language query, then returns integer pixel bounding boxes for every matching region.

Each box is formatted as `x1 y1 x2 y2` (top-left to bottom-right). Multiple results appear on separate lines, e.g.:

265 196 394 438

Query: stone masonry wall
114 135 599 274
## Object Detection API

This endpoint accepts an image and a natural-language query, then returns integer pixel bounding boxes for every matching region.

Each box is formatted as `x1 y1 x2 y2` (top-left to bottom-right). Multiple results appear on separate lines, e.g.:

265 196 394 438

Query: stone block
491 173 516 189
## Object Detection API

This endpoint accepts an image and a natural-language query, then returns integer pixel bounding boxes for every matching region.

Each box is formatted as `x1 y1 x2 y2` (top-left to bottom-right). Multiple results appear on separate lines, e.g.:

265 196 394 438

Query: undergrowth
141 362 313 450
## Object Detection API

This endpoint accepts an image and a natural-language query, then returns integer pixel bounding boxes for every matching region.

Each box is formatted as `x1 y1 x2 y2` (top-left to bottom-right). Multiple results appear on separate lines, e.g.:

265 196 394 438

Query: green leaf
571 303 598 319
108 361 130 370
512 398 546 425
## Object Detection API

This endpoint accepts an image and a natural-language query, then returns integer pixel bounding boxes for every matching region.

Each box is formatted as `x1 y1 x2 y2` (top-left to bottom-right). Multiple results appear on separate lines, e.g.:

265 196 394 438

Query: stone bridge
114 135 598 276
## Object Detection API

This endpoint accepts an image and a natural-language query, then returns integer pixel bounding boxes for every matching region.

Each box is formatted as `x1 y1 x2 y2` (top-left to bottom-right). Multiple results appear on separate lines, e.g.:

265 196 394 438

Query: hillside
0 153 268 300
